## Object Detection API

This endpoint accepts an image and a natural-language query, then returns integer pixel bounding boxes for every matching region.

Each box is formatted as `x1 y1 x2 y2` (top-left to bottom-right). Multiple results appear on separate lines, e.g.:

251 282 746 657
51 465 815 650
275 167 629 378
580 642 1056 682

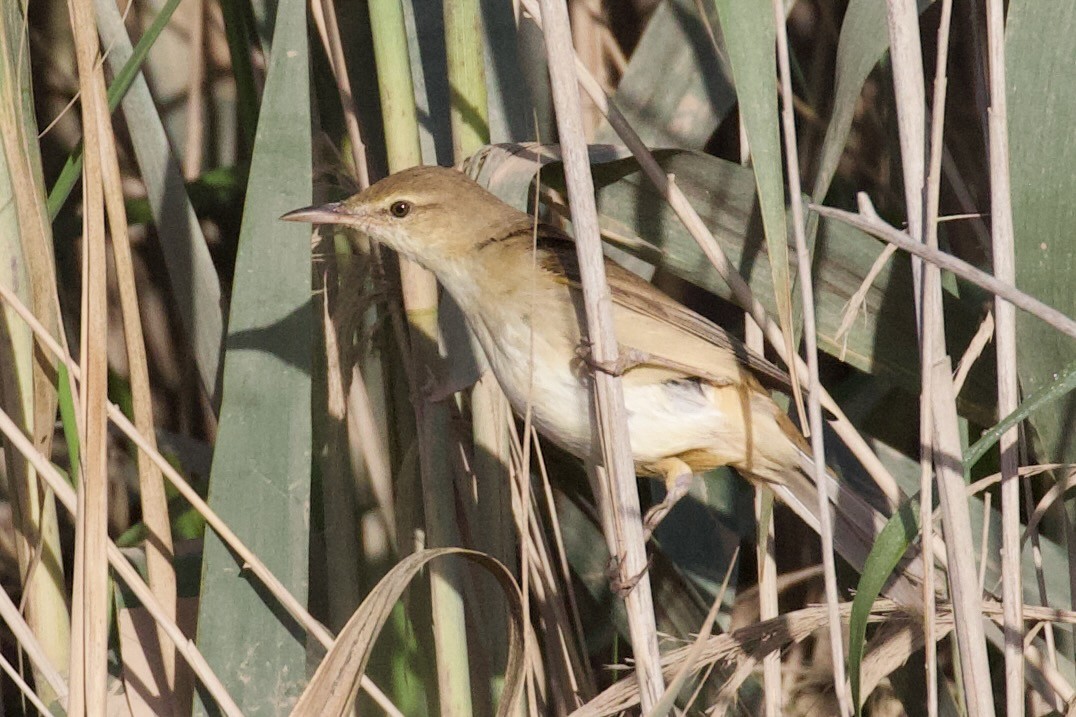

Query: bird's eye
389 200 412 218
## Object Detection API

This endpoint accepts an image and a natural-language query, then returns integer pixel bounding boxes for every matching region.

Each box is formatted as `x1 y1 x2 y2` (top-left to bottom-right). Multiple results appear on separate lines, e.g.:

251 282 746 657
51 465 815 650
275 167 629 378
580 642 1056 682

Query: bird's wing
535 228 792 392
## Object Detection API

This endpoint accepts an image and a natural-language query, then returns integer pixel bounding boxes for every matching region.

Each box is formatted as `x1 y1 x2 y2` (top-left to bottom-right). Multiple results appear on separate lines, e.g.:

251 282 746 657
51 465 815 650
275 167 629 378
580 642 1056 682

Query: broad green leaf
1007 3 1076 679
1007 0 1076 467
193 0 313 710
595 0 736 149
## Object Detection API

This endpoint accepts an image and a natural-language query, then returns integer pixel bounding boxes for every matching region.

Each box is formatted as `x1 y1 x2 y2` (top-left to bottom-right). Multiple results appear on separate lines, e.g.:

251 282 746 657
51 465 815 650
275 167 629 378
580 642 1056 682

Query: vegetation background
0 0 1073 714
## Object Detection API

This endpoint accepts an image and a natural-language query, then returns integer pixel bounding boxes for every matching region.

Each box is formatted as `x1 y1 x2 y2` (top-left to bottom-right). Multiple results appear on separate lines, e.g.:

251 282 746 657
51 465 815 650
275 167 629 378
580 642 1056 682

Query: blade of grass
93 42 178 699
964 358 1076 471
292 549 526 717
810 0 933 203
848 497 921 714
67 0 115 706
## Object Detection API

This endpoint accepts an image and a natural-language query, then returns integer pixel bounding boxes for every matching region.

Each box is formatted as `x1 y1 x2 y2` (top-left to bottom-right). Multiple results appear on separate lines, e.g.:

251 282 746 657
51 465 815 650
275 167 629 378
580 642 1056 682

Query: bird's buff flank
282 165 811 536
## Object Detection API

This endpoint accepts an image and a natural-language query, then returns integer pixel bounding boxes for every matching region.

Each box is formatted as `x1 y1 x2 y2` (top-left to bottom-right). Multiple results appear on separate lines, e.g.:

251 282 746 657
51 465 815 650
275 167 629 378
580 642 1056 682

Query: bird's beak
280 201 348 224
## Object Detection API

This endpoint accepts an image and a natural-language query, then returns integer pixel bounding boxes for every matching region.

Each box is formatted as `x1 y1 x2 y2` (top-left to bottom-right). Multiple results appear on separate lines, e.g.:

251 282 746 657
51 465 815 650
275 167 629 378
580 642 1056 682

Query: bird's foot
606 552 654 597
575 341 737 388
575 341 651 377
642 458 696 536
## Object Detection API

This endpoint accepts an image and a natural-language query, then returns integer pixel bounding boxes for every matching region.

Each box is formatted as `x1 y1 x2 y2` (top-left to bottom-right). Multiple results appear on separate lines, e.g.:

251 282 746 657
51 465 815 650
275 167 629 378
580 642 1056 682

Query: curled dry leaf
291 548 526 717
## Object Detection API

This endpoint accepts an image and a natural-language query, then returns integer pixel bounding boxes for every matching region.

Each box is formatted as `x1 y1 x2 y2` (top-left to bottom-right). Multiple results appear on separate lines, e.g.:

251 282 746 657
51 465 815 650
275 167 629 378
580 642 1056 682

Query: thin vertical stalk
67 0 112 707
99 92 178 705
755 486 782 717
931 360 995 717
883 0 927 271
921 1 955 713
309 0 371 188
748 306 780 717
367 0 473 713
984 0 1024 710
183 0 206 178
772 2 849 713
446 1 516 708
85 7 180 691
534 0 666 709
0 2 71 702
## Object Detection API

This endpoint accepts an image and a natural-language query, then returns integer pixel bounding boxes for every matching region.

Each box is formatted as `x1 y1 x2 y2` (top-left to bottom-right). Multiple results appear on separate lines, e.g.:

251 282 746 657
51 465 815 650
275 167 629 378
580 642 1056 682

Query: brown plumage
282 165 905 571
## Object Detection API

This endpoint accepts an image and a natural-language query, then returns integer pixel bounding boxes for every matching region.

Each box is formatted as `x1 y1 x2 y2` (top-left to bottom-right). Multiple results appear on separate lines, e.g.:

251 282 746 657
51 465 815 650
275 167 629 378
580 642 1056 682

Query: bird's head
281 165 530 271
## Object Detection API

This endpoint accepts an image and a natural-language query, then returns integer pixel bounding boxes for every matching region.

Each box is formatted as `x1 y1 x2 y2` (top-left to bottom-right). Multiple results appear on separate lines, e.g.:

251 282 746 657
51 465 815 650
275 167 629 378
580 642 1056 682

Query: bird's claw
575 342 650 377
606 552 654 597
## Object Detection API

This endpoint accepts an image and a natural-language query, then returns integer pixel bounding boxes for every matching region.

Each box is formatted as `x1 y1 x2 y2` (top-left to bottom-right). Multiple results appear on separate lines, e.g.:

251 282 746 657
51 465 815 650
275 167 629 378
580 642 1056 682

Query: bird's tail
758 449 924 606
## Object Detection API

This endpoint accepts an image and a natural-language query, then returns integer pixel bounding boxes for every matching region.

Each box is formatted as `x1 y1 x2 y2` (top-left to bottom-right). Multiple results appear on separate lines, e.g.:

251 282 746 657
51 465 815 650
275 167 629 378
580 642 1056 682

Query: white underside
473 317 731 466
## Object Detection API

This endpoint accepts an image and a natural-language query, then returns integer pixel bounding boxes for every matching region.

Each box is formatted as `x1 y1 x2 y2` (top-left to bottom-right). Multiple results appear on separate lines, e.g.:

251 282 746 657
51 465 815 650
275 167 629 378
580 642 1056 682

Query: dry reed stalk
0 281 403 715
773 2 849 712
0 405 243 716
183 0 205 178
919 0 956 711
811 201 1076 339
931 359 995 717
984 0 1025 710
95 55 178 706
67 0 111 708
535 0 667 708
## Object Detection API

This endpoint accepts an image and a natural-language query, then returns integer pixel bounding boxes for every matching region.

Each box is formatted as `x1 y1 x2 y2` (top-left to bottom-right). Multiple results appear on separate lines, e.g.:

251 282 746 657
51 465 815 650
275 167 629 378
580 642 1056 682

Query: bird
282 164 911 589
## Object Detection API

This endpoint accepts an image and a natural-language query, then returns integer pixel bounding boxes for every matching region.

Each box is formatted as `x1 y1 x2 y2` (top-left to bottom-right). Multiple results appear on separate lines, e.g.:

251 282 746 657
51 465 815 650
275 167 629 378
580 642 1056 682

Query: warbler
283 165 892 566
